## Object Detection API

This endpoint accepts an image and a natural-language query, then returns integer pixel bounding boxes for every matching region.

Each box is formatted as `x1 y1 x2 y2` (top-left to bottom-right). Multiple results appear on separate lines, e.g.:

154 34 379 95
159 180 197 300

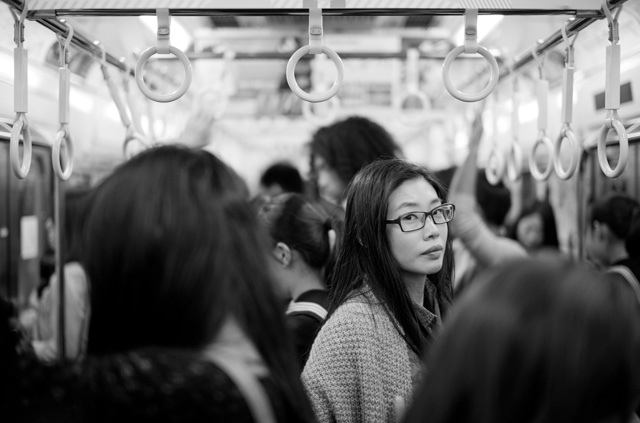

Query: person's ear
273 242 292 267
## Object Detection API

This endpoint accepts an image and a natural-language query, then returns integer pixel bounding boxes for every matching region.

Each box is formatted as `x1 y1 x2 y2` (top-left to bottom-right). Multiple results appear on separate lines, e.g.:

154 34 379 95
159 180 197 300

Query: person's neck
403 274 426 306
290 267 326 301
608 243 629 265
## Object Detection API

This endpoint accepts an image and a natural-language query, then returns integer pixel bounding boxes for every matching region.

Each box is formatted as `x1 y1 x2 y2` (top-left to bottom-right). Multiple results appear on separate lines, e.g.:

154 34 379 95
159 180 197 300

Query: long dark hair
403 257 640 423
258 193 340 285
82 145 315 421
327 158 454 356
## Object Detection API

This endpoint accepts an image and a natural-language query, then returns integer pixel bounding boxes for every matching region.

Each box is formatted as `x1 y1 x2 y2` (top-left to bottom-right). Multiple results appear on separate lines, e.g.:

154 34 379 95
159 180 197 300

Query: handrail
286 0 344 103
499 0 629 80
597 0 628 178
528 47 554 181
553 23 581 180
52 20 74 180
135 8 193 103
442 9 499 103
10 0 32 179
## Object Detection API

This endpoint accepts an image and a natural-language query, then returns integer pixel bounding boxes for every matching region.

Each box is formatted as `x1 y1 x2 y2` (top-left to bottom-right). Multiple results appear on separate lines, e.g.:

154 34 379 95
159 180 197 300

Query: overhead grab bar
553 22 581 180
135 8 193 103
442 9 499 103
52 20 74 181
10 0 33 179
96 42 150 159
286 0 344 103
395 48 430 126
597 0 628 178
506 75 523 182
528 46 554 181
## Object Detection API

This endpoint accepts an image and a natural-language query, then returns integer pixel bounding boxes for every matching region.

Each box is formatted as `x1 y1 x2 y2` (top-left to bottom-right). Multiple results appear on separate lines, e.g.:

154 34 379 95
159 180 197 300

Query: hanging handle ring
506 75 523 182
553 24 581 180
52 21 74 180
442 9 499 102
286 2 344 103
302 95 340 126
597 0 627 178
485 146 505 185
529 47 554 181
397 49 430 126
11 0 32 179
135 9 193 103
11 114 32 179
53 126 73 180
123 128 151 159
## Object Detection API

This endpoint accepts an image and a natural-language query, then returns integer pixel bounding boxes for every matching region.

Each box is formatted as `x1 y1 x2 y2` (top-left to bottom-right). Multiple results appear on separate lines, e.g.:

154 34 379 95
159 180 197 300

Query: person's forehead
388 179 440 211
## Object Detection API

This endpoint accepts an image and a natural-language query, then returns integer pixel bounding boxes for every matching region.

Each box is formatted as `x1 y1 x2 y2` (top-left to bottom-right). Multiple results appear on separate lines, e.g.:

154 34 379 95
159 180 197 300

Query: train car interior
0 0 639 370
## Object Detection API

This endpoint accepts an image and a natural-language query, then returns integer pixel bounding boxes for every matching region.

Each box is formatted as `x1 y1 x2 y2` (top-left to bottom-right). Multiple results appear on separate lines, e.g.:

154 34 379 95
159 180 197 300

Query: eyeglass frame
385 203 456 232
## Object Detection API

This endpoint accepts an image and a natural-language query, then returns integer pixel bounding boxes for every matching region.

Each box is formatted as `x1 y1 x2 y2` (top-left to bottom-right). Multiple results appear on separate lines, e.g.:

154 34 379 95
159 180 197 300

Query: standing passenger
586 194 640 292
31 145 314 422
511 199 560 254
302 158 454 423
402 256 640 423
31 188 91 362
309 116 402 206
258 193 340 368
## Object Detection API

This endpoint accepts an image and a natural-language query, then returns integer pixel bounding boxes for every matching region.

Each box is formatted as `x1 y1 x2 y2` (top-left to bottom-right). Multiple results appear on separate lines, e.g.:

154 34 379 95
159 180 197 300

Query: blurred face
516 213 544 250
385 178 448 281
313 155 346 206
585 221 608 267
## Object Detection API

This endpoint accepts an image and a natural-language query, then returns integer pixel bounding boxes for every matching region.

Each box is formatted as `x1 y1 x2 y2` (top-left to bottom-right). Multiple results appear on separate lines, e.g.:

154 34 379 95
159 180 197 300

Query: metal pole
53 176 65 360
2 0 130 73
184 51 491 60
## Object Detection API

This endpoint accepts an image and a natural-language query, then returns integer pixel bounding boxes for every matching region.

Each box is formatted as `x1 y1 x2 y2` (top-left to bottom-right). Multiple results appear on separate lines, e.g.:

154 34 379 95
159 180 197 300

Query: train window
595 81 633 110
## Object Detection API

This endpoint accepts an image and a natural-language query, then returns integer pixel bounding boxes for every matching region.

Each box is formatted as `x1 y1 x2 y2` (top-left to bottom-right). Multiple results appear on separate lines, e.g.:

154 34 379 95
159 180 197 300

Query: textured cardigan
302 289 433 423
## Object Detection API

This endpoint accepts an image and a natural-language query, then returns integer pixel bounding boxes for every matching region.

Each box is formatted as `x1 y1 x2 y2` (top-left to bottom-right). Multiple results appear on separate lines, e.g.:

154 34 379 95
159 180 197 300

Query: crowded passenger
585 193 640 292
449 111 527 295
28 188 91 362
302 158 454 422
259 161 305 197
257 193 340 368
510 199 560 254
402 256 640 423
2 146 316 423
308 115 402 206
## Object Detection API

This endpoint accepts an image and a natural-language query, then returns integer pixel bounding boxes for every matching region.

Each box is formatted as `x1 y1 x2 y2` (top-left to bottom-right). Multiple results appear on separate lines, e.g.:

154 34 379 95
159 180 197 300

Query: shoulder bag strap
206 350 277 423
608 265 640 304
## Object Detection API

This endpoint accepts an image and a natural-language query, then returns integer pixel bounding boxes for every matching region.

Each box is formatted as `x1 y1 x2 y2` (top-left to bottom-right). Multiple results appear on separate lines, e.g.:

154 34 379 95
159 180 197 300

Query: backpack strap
608 265 640 304
286 301 328 320
206 348 277 423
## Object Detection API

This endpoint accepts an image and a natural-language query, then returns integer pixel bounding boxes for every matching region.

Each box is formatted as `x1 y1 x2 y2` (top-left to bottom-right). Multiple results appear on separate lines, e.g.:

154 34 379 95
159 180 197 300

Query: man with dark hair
586 193 640 293
308 116 402 206
259 162 304 197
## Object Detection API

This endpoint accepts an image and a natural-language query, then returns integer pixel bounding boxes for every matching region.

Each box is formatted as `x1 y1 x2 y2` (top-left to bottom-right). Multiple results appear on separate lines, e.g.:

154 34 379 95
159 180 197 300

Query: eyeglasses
385 203 455 232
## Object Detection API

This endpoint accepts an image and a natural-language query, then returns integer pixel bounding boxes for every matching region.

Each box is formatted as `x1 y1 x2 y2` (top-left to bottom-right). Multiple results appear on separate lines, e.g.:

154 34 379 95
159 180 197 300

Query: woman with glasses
302 158 455 423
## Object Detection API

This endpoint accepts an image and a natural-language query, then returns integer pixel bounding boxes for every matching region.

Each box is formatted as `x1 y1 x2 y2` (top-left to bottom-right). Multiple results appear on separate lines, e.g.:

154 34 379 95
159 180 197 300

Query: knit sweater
302 289 434 423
